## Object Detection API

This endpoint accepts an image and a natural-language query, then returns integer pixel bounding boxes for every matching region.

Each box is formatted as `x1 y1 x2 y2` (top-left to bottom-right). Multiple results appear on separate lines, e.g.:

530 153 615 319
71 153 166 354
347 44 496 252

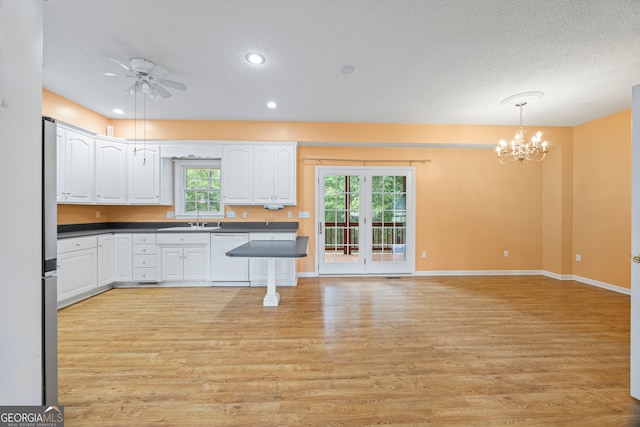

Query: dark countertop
58 221 299 239
226 236 309 258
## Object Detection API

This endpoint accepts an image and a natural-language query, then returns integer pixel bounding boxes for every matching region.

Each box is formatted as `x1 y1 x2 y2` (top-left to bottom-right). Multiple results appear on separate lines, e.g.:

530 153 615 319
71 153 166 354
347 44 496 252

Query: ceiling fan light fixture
267 101 277 109
245 52 266 65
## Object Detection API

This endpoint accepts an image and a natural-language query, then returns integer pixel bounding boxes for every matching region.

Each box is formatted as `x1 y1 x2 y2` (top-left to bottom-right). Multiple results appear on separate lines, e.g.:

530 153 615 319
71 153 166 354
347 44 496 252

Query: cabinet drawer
133 234 156 244
58 235 98 253
133 244 156 255
249 232 295 241
157 233 209 245
133 268 157 281
133 254 156 268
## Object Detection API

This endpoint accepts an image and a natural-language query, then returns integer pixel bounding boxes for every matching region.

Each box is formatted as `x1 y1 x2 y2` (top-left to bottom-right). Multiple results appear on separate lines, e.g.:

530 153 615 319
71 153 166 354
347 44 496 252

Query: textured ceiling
43 0 640 126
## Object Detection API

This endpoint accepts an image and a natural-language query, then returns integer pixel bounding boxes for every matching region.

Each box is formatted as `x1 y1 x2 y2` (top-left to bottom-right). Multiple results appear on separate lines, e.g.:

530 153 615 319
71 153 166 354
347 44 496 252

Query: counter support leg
263 258 280 306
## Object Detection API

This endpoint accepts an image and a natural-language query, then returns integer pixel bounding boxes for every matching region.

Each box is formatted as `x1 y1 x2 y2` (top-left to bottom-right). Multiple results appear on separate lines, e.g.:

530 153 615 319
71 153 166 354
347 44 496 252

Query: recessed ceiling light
267 101 277 109
339 65 356 75
112 108 124 115
245 53 266 65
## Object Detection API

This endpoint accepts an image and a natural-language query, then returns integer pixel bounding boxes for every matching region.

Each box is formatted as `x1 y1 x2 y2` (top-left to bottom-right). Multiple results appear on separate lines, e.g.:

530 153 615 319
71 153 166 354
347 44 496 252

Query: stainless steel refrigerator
42 116 58 405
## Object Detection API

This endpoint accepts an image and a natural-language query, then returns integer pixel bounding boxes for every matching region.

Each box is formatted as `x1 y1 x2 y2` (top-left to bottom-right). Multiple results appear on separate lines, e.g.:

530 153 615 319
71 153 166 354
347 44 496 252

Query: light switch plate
298 211 310 219
227 211 236 218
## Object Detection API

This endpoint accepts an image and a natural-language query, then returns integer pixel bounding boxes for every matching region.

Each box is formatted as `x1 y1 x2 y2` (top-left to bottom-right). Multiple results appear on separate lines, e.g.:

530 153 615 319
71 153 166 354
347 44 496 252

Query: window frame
173 159 224 219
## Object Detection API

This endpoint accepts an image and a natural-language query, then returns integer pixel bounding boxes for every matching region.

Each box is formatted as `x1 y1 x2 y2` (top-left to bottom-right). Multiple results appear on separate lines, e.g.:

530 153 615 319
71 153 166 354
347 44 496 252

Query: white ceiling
43 0 640 127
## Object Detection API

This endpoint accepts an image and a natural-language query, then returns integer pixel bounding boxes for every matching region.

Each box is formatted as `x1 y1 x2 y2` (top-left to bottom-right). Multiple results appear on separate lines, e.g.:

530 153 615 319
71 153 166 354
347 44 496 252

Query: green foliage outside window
184 167 221 214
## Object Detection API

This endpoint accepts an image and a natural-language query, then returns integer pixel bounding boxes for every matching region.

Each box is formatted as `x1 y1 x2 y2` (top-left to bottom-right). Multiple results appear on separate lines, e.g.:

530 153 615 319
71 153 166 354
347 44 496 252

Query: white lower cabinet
248 232 297 286
132 233 157 282
97 234 115 287
114 233 133 281
57 236 98 304
157 233 210 282
160 246 207 281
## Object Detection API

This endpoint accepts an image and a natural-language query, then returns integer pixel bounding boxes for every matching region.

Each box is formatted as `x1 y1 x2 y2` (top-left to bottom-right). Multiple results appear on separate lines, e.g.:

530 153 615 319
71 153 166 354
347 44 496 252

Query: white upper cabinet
95 138 127 204
222 144 296 205
221 145 253 205
127 145 161 204
57 127 95 203
272 145 296 204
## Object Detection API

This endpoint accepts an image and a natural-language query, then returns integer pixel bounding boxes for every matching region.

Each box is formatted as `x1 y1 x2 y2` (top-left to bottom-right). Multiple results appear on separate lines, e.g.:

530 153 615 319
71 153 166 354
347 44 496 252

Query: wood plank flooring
58 276 640 426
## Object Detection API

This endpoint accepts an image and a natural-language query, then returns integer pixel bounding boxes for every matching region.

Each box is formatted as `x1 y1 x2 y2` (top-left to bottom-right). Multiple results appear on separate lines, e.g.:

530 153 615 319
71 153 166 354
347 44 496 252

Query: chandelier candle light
496 92 548 164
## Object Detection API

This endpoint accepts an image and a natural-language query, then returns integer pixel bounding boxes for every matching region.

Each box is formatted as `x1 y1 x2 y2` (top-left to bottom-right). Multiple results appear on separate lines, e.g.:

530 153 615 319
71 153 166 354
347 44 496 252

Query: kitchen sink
157 226 220 231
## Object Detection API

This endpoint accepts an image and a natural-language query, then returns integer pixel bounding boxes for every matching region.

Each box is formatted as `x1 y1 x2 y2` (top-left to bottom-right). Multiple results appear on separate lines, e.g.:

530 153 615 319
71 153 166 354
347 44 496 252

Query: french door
317 167 414 275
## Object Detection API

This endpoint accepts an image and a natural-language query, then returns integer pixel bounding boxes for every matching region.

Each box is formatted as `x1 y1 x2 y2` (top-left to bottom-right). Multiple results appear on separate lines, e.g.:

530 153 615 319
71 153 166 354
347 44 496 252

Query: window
173 160 223 218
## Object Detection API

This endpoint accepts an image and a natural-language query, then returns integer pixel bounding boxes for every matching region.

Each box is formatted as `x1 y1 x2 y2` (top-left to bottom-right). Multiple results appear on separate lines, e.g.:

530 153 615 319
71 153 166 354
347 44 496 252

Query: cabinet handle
76 243 80 246
141 261 146 265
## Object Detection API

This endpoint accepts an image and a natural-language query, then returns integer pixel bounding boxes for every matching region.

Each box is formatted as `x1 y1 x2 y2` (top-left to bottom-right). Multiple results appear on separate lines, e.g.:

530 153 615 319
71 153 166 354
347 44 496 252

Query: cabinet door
128 145 161 204
253 145 275 204
97 234 115 287
57 248 97 301
64 130 95 203
160 247 184 281
183 247 206 280
273 145 296 204
114 234 133 281
221 145 253 204
95 140 127 204
56 128 66 202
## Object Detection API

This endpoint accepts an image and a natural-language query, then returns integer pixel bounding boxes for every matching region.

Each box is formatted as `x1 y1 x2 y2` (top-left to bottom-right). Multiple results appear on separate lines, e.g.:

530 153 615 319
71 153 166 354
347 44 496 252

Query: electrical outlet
576 254 581 262
166 211 175 219
287 211 293 219
504 250 509 257
243 211 248 218
95 211 101 219
421 251 427 258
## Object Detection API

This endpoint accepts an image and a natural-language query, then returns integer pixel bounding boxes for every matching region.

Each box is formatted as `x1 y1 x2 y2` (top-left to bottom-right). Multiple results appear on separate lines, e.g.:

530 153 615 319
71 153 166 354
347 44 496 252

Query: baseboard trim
299 269 631 295
564 274 631 295
414 269 544 276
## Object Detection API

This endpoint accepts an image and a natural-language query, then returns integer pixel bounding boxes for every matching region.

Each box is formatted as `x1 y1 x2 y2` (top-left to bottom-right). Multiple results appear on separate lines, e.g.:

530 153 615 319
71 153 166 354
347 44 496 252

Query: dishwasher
211 233 250 285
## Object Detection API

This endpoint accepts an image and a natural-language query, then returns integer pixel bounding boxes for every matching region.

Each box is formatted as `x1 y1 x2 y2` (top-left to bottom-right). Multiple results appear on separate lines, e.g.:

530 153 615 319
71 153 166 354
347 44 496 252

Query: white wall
632 84 640 400
0 0 44 404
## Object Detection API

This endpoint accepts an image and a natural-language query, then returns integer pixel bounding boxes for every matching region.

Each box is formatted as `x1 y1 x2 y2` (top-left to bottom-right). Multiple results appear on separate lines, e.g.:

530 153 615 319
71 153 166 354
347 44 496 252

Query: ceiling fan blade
152 83 172 99
148 64 168 78
110 57 134 73
158 78 186 91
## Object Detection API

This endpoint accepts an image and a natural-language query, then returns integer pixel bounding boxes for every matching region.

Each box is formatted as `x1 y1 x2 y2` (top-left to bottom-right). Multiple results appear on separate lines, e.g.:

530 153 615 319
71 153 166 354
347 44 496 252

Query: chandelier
496 99 548 164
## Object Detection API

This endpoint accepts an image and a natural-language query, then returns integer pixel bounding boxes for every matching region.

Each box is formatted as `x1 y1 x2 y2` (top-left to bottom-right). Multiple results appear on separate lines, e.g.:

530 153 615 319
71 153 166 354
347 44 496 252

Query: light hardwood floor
58 276 640 426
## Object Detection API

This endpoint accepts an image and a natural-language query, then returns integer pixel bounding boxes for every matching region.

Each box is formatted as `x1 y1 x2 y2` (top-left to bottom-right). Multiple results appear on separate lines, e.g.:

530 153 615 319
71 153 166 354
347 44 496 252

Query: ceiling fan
108 57 187 99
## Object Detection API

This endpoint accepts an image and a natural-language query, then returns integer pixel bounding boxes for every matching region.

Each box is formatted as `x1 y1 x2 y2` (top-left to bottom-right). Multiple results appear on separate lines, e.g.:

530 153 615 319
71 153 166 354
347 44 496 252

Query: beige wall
573 110 631 287
42 89 112 135
44 90 632 288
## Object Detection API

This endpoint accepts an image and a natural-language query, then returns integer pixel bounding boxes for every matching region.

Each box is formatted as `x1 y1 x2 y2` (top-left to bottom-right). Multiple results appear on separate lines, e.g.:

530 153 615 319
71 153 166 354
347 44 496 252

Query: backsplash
58 204 302 225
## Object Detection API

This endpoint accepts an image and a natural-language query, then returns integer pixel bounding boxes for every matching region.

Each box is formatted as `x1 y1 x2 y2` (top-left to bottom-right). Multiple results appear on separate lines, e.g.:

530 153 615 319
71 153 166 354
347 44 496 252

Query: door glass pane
323 175 360 263
371 175 407 262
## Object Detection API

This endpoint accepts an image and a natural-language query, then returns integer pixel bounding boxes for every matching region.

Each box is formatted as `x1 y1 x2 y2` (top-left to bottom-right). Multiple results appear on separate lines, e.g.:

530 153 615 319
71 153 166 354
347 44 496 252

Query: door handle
318 222 322 234
633 255 640 264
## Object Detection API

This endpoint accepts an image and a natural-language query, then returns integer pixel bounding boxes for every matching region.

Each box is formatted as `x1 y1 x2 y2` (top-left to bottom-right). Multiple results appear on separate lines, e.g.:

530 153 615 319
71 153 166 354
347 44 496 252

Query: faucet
265 217 271 227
